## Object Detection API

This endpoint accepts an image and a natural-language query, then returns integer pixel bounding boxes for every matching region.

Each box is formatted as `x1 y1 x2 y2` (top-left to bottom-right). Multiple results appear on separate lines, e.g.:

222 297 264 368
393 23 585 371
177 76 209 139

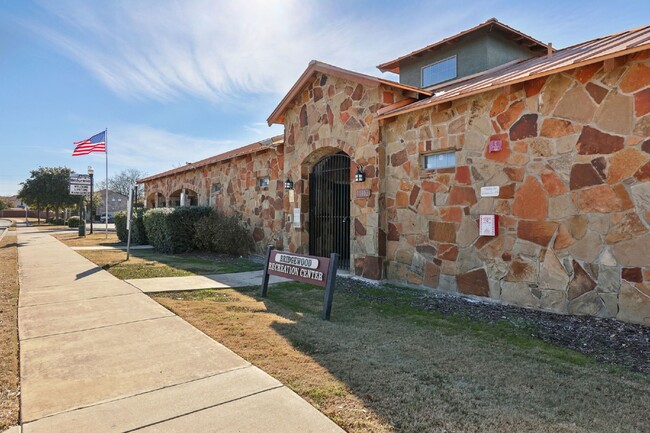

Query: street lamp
88 166 94 234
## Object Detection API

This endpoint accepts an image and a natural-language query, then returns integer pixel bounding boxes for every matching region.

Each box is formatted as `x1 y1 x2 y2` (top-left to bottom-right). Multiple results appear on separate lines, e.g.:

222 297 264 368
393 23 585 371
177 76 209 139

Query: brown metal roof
137 135 284 184
267 60 431 125
377 18 549 74
377 24 650 120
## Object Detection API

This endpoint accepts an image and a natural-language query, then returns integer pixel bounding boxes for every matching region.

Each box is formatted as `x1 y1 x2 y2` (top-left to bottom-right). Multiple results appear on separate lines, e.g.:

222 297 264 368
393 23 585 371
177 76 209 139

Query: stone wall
382 51 650 324
143 146 286 251
280 72 408 275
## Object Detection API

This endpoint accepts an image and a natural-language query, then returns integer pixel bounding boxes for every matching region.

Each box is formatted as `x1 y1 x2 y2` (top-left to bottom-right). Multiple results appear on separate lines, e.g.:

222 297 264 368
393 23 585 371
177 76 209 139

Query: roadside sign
69 184 91 195
260 247 339 320
69 173 91 185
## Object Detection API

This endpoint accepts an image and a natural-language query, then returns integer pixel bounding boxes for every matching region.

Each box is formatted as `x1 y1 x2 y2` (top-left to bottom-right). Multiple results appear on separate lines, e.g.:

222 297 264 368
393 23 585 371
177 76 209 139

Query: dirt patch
0 232 20 429
53 231 122 247
152 281 649 433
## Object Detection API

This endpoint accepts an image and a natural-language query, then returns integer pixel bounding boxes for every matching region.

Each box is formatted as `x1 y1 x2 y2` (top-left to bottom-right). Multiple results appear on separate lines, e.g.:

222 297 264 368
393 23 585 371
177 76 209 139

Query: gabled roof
137 135 284 184
377 18 549 74
377 24 650 120
267 60 431 125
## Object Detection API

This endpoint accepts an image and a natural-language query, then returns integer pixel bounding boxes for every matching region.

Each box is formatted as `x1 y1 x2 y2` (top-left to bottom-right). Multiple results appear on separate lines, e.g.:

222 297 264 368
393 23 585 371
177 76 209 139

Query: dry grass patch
152 283 650 433
53 231 122 247
79 249 262 279
0 232 20 430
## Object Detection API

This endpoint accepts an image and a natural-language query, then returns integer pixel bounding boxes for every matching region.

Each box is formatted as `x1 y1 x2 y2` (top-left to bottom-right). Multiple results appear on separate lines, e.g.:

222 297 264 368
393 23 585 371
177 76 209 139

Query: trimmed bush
115 209 149 245
143 207 252 255
114 211 127 242
143 208 174 253
166 206 213 253
193 213 254 255
131 208 148 245
67 216 81 228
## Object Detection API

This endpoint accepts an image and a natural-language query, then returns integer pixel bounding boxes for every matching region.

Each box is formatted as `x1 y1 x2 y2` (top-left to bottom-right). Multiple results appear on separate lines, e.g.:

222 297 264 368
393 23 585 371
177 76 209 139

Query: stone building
139 19 650 324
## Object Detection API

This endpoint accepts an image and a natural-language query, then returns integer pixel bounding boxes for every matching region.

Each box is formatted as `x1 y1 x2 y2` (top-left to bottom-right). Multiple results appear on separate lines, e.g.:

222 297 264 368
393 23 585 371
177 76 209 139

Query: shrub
193 212 254 255
143 208 174 253
115 210 149 245
67 216 81 228
130 208 148 245
114 211 127 242
166 206 213 253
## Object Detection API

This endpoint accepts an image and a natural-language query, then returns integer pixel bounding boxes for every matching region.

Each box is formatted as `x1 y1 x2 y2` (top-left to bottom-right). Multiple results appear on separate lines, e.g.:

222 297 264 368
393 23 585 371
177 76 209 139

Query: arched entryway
309 152 351 270
169 188 198 207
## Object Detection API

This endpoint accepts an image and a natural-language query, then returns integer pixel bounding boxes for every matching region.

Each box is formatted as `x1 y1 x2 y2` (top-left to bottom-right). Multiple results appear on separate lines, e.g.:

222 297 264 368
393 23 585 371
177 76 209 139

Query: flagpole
105 128 109 238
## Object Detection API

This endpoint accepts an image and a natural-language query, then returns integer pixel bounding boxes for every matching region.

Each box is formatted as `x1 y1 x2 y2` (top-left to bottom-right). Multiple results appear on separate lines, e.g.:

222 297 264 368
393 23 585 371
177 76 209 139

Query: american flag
72 131 106 156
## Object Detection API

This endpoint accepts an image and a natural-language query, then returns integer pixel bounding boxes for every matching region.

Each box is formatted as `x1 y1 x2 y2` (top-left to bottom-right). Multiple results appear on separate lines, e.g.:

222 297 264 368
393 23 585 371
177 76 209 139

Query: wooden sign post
261 246 339 320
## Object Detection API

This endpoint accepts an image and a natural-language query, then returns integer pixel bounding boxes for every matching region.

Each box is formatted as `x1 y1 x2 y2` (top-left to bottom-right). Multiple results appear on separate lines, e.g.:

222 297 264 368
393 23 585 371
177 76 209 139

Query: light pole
88 166 94 234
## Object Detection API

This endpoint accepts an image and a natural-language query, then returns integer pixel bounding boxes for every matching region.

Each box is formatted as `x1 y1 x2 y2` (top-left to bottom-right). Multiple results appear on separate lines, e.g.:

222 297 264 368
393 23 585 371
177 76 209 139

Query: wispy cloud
24 0 483 103
73 124 241 179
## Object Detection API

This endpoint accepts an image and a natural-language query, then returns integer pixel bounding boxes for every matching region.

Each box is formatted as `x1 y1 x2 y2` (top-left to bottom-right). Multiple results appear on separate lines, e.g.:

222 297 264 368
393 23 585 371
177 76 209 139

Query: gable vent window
423 151 456 170
211 183 222 193
422 56 457 87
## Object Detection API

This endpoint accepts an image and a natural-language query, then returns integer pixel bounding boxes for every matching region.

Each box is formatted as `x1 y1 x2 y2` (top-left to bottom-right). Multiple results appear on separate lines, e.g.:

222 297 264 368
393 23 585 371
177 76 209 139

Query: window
211 182 222 193
423 151 456 170
422 56 457 87
258 177 270 188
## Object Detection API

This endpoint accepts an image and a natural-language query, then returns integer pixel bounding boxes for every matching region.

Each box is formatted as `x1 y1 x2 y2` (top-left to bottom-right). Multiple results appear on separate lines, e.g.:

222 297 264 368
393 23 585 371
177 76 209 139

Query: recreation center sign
261 248 339 320
268 252 329 287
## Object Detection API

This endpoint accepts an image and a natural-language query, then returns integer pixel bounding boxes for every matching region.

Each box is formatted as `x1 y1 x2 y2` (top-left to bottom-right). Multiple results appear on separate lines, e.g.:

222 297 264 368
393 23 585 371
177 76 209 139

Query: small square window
422 56 457 87
423 151 456 170
211 182 222 193
258 177 270 188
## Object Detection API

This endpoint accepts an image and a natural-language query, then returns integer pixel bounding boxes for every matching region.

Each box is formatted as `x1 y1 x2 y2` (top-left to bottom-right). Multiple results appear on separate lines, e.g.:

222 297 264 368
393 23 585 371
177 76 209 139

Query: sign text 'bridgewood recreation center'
267 251 331 287
262 248 339 320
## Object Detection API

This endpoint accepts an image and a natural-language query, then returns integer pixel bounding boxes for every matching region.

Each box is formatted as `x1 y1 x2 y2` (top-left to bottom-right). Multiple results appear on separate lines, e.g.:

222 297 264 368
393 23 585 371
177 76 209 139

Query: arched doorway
309 152 350 270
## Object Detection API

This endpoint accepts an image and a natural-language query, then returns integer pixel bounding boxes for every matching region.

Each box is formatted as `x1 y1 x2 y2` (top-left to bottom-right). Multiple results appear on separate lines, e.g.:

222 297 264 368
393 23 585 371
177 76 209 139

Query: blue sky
1 0 648 196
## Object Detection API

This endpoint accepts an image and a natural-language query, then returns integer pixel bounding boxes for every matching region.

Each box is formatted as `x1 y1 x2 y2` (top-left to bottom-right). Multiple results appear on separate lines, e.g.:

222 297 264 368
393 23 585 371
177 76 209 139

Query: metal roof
137 135 284 184
377 24 650 120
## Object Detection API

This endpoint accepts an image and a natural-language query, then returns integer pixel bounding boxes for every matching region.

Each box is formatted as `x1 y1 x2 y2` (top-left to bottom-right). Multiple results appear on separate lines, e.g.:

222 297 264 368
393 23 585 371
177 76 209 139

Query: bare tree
100 169 147 204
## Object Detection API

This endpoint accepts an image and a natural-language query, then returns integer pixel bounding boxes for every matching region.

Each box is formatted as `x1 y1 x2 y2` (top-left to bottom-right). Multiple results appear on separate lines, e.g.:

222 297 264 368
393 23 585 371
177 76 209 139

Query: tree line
17 167 146 222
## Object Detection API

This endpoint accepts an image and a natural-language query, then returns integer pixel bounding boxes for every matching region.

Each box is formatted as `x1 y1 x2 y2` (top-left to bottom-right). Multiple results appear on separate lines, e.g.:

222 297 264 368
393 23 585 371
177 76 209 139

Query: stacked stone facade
280 72 411 278
142 51 650 325
143 146 286 250
382 53 650 323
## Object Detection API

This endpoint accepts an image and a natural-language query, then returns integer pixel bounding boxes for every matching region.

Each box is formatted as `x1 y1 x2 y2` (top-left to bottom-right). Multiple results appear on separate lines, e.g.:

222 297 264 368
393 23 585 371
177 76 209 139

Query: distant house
96 189 128 214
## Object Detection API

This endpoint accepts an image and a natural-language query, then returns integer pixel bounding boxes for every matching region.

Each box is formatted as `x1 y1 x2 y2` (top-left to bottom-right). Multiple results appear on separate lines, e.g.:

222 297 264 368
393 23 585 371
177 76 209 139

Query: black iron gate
309 153 350 270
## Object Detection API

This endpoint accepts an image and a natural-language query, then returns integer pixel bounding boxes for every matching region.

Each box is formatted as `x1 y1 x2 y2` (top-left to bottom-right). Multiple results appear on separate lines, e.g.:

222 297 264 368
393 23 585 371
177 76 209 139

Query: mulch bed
336 276 650 375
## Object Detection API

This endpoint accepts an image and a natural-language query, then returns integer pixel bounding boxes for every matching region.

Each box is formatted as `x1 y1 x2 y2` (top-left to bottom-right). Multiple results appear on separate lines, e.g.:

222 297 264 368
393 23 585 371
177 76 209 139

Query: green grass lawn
79 249 263 279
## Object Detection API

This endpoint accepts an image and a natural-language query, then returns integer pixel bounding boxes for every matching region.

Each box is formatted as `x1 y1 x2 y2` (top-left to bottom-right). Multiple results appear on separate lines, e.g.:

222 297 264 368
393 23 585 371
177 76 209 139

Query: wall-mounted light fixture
354 166 366 183
284 177 294 190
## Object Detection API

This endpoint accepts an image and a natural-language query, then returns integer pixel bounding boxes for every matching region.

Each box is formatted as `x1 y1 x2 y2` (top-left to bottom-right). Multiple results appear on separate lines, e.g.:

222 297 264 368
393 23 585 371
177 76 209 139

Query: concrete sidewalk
126 270 291 293
16 229 344 432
